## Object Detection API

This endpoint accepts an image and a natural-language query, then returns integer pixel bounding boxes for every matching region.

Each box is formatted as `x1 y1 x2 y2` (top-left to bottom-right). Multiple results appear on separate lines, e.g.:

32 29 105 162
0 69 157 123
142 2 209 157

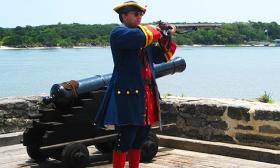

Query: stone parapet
0 96 46 134
1 95 280 150
158 96 280 150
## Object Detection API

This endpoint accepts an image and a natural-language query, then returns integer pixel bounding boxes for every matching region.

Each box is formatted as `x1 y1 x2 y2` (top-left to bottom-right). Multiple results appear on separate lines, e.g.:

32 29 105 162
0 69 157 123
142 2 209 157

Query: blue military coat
95 24 168 127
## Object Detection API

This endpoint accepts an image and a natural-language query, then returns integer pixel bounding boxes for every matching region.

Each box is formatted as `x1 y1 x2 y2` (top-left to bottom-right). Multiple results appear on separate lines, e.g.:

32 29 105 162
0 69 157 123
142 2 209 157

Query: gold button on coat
135 90 139 94
117 90 121 95
126 90 130 95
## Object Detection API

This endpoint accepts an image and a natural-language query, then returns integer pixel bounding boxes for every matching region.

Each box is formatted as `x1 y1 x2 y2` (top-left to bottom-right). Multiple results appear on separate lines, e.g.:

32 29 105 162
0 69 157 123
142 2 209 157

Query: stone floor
1 144 280 168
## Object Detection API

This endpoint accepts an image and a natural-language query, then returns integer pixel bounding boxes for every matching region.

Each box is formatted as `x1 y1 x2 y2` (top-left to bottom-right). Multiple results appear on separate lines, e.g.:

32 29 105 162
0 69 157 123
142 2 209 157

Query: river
0 47 279 102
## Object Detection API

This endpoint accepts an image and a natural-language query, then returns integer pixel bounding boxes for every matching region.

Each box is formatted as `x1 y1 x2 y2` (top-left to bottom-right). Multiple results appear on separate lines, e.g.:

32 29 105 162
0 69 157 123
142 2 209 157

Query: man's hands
169 24 176 34
156 24 176 34
156 21 177 36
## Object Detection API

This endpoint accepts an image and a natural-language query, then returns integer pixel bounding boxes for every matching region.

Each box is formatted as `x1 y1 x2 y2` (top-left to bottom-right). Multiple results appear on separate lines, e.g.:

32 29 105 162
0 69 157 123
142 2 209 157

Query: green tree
2 35 23 47
1 22 279 48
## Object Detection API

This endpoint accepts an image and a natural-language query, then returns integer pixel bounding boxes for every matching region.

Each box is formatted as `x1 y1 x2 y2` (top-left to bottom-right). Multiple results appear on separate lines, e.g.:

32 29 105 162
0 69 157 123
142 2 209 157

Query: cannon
22 57 186 168
43 57 186 108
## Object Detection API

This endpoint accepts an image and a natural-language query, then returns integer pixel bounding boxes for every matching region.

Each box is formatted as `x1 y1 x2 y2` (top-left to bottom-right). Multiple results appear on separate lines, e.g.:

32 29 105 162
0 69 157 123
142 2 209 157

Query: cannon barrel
43 57 186 107
154 57 186 78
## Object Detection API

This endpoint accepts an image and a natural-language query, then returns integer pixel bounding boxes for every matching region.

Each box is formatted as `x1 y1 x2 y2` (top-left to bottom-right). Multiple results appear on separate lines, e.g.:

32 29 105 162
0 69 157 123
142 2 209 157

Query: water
0 47 279 101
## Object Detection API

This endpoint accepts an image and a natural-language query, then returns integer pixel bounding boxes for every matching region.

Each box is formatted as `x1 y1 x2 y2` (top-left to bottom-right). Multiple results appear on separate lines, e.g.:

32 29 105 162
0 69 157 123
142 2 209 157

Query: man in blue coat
95 1 177 168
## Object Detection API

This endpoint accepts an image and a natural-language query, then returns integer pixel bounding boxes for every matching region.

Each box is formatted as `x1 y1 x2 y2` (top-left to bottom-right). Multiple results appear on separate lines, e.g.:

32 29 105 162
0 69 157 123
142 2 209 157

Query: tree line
0 21 279 48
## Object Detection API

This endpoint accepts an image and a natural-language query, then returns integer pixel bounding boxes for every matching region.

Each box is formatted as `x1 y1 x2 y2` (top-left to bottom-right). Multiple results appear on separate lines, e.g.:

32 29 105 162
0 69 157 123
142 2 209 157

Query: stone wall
1 95 280 150
158 96 280 150
0 96 46 134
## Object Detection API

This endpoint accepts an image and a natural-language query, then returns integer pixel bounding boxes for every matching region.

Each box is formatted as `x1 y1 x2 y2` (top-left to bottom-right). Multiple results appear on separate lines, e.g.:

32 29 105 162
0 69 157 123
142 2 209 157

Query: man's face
122 11 144 27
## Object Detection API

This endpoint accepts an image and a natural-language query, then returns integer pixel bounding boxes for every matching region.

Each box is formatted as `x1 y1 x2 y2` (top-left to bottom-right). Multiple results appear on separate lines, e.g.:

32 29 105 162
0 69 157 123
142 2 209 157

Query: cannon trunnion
22 57 186 168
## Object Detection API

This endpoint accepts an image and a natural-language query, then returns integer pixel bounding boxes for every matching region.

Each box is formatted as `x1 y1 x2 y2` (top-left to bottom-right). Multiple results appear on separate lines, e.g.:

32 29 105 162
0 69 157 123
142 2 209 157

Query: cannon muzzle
154 57 186 78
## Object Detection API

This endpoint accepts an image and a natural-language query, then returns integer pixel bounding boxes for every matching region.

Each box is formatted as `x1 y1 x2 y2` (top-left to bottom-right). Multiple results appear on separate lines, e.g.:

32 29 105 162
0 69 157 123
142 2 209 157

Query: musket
157 20 222 34
156 21 222 49
173 23 223 33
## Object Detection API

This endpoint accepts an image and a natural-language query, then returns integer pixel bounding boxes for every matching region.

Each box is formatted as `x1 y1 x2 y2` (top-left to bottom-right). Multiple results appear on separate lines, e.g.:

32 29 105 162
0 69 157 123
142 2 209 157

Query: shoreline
0 44 278 50
0 45 109 50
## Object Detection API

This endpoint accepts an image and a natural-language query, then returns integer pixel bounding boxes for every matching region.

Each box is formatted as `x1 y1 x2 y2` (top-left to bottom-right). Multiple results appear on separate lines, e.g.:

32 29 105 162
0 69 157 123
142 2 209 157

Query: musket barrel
174 23 222 28
156 21 222 34
43 57 186 107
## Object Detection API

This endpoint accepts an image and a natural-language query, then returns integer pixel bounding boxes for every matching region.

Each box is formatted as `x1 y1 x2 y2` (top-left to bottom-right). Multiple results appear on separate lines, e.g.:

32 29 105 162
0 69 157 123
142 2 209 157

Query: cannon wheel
140 131 159 162
95 141 115 153
49 148 64 161
62 143 89 168
26 144 48 162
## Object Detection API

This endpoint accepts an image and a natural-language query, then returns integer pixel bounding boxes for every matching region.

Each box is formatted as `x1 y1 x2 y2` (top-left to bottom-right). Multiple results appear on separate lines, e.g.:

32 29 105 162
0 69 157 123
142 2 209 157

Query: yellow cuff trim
138 25 153 47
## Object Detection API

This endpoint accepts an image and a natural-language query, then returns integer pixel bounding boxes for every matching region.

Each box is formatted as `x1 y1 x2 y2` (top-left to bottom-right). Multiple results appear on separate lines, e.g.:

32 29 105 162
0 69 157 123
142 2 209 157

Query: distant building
274 39 280 47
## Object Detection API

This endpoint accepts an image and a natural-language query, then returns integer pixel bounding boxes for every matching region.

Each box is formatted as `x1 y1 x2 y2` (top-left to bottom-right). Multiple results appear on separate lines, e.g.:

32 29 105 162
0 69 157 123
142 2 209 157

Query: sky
1 0 279 28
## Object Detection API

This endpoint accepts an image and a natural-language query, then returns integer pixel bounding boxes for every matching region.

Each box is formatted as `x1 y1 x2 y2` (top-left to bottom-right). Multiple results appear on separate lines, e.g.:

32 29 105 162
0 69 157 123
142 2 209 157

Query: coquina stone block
227 106 250 121
259 125 280 134
254 110 280 121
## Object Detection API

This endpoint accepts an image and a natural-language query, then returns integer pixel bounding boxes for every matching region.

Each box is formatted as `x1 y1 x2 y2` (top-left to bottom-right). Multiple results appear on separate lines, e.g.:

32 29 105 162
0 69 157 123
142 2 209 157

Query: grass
162 92 186 98
162 93 173 97
257 91 273 103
